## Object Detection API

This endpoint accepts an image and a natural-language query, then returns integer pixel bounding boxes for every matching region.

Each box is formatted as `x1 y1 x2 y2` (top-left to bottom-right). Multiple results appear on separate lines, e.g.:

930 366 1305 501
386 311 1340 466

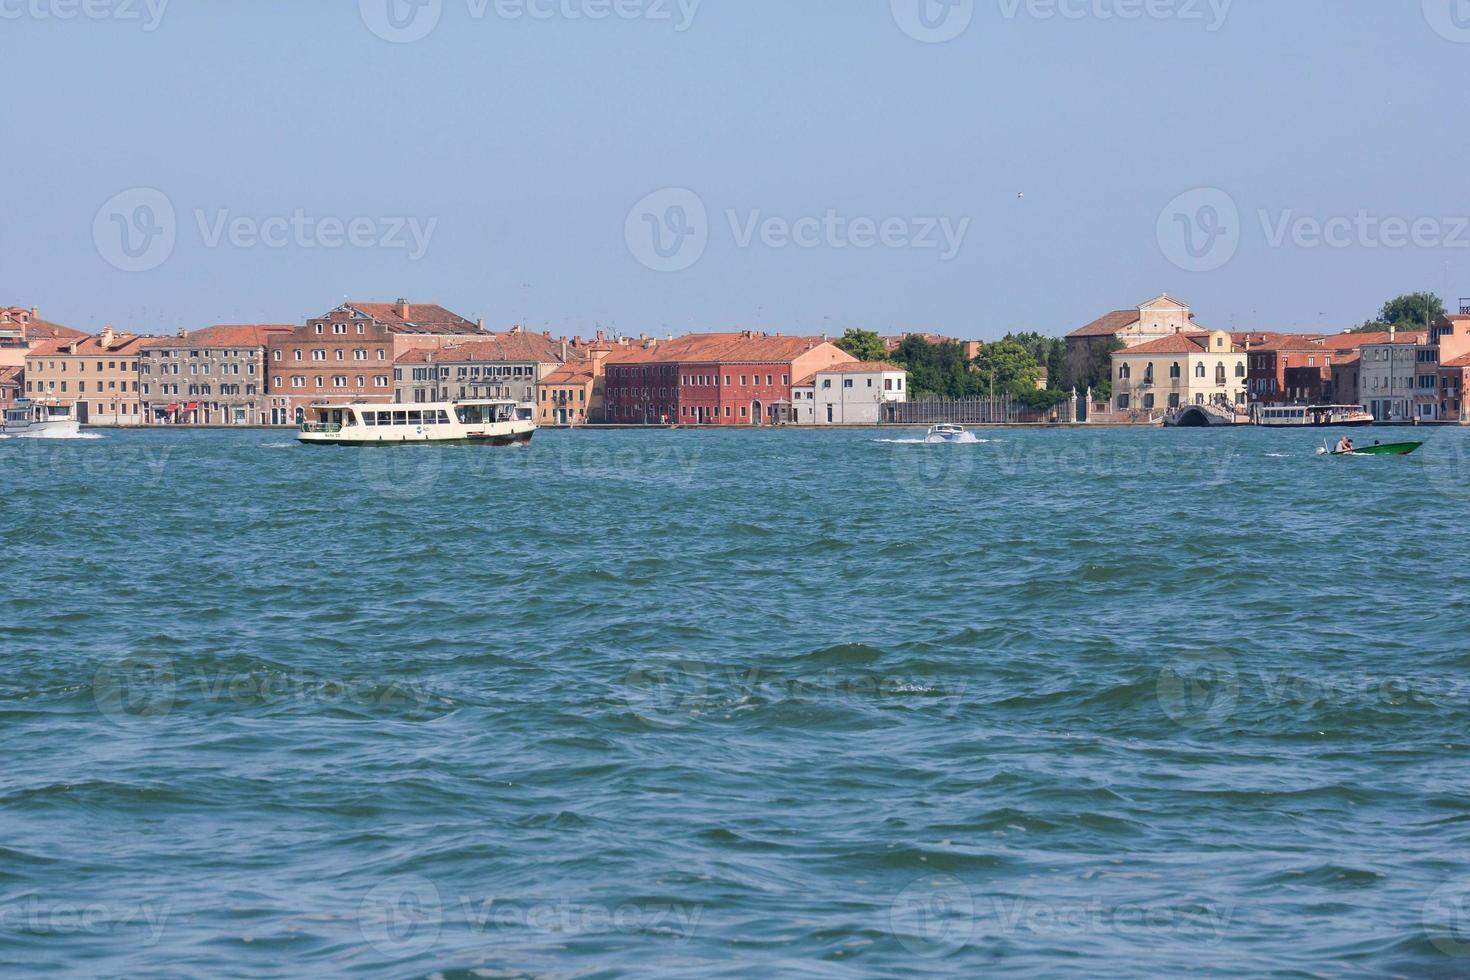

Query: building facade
23 328 149 425
1110 330 1247 415
393 328 575 405
265 300 485 424
140 325 294 425
795 362 908 424
603 333 856 425
0 306 87 369
1359 338 1428 422
1065 294 1202 383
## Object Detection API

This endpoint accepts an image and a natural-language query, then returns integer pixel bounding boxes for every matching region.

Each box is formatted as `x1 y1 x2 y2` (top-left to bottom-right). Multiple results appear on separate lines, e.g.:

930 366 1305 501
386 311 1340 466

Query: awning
166 403 179 412
185 402 199 411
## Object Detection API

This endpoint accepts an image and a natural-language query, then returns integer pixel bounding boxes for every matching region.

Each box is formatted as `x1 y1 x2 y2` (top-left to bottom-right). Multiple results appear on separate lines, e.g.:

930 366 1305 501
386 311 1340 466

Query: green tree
834 328 889 363
889 336 980 399
1350 292 1446 332
973 340 1041 398
1070 337 1123 401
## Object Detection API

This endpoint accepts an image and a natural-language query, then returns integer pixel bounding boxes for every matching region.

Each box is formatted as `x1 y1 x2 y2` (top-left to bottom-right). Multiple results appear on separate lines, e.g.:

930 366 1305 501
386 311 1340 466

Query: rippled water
5 426 1470 976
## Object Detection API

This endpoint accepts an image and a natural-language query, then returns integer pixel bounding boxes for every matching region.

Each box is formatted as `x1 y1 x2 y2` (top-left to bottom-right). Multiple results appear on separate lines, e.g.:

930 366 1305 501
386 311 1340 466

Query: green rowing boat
1332 441 1423 457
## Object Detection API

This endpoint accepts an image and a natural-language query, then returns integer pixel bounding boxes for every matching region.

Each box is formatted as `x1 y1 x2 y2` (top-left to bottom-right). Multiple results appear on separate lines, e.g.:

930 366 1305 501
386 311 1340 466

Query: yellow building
1110 329 1247 417
24 327 150 425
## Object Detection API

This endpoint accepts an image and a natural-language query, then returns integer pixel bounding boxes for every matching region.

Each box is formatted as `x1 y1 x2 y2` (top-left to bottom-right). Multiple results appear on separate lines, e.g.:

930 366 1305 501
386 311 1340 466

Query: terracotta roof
0 307 89 341
345 301 480 335
604 332 845 365
1442 353 1470 368
143 324 296 349
1067 310 1140 339
0 365 22 384
816 361 905 374
1338 331 1428 348
792 374 816 387
540 364 596 385
26 333 155 358
1117 333 1244 355
394 331 571 365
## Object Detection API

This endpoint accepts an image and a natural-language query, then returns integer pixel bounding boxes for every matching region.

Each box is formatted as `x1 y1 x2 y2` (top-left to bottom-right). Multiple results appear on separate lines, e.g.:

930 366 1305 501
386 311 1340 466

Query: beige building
0 306 88 368
1066 294 1203 382
140 324 294 425
24 328 150 425
394 327 582 405
1110 329 1247 416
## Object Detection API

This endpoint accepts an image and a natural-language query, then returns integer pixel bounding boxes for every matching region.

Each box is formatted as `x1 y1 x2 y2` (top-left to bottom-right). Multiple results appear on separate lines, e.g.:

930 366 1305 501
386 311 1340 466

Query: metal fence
882 398 1076 425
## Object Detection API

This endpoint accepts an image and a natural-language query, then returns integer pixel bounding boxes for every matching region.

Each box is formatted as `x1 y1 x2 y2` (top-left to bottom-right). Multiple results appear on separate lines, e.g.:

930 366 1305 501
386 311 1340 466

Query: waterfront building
139 324 294 425
603 332 855 425
1439 354 1470 422
23 328 150 425
1330 353 1362 409
265 300 485 424
1109 329 1247 415
0 307 87 369
394 327 576 405
1065 294 1205 382
793 362 908 425
0 365 21 411
1359 332 1432 422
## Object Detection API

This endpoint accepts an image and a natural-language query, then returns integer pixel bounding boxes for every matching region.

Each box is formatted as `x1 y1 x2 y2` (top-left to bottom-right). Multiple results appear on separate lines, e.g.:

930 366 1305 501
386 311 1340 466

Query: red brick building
603 332 855 425
1245 331 1423 406
265 299 485 424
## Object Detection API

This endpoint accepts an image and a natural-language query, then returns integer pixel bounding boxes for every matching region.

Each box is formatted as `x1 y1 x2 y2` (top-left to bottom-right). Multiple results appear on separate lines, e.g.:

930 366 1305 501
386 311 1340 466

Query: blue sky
4 0 1468 340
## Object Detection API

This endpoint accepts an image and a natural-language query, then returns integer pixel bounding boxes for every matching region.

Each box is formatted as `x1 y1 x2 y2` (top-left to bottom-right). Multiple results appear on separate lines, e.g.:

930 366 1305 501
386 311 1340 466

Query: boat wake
877 434 989 445
0 431 103 441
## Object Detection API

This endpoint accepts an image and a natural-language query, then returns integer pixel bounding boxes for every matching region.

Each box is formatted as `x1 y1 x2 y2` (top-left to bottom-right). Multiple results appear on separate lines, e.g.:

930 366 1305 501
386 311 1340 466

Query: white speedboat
2 399 80 438
926 424 970 443
298 400 537 446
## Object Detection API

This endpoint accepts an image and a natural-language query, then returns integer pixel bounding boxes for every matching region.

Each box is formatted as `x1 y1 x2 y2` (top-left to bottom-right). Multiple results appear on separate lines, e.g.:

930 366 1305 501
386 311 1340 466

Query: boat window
364 412 376 426
407 410 423 425
392 411 407 426
437 410 450 424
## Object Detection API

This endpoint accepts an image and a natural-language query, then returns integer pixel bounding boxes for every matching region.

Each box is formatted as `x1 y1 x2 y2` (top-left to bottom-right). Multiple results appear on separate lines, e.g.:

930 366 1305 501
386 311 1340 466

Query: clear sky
4 0 1468 340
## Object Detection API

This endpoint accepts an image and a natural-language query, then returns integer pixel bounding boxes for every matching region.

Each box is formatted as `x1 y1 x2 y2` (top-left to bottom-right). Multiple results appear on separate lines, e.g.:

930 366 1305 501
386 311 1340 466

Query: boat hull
2 419 82 438
1333 442 1422 456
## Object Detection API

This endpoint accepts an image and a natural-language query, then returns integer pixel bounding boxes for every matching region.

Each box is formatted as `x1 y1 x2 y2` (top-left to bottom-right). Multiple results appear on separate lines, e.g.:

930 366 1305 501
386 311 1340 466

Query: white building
793 361 907 424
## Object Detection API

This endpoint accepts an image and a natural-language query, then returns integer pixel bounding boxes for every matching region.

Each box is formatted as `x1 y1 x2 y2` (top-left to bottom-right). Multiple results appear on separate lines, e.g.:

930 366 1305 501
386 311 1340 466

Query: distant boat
1255 405 1375 427
1330 441 1422 457
2 399 80 438
926 424 970 443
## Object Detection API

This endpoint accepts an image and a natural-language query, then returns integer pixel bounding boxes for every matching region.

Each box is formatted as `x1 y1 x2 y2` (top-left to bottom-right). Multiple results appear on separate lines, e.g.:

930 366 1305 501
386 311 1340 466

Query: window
1119 364 1131 380
1215 363 1227 386
1169 362 1181 379
1235 362 1245 378
1195 363 1206 379
1118 394 1130 409
843 379 854 388
1144 364 1154 385
1143 394 1155 409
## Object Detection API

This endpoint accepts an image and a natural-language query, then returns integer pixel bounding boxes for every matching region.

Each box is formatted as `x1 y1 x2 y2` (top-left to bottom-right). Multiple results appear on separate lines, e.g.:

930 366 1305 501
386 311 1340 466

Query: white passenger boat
926 424 972 443
1252 405 1375 427
297 400 537 446
2 399 80 438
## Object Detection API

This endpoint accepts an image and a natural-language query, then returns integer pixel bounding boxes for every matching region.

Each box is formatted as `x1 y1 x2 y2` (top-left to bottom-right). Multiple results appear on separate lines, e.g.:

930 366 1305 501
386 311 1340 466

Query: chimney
177 328 187 338
477 318 485 331
511 323 523 334
29 307 37 320
396 298 411 321
595 329 605 342
99 325 115 349
543 330 551 339
560 340 568 361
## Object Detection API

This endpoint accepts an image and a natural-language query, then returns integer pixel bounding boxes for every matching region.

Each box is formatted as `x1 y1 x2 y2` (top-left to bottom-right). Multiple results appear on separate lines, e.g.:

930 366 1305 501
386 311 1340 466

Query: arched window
1216 362 1227 386
1195 363 1206 379
1170 362 1181 379
1235 362 1246 378
1119 363 1131 380
1144 363 1155 384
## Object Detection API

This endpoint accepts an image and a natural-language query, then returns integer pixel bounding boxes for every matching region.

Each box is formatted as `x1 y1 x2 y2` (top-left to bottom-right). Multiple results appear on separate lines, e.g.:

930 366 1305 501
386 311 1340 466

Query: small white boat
926 424 971 443
2 399 80 438
297 399 537 446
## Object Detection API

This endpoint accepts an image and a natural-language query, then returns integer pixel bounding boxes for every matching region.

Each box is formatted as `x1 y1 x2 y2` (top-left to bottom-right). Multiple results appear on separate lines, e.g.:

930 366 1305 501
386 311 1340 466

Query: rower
1335 436 1353 453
